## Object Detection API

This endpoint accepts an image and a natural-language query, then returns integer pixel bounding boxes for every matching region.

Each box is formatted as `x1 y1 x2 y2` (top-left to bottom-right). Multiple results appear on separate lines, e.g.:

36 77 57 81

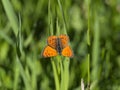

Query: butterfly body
42 35 73 58
56 38 62 54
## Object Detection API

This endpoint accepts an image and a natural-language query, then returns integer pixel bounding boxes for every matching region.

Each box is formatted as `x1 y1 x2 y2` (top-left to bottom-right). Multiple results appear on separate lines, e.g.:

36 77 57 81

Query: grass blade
2 0 18 37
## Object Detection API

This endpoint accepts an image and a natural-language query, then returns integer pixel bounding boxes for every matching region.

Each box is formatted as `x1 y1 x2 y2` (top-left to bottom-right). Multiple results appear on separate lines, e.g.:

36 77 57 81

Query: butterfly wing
42 46 58 57
59 34 69 48
47 36 57 49
61 46 73 58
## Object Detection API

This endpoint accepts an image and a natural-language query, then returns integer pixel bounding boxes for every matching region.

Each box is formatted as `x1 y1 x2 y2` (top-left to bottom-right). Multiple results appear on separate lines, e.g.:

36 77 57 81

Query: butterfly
42 34 74 58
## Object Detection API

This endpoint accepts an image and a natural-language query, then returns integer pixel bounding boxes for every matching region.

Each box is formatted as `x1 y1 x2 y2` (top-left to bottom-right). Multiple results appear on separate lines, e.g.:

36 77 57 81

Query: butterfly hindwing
42 46 58 57
61 46 73 58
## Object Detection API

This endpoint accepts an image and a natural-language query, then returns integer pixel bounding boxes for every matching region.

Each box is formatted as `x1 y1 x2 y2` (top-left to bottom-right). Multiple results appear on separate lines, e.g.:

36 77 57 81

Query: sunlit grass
0 0 120 90
48 0 70 90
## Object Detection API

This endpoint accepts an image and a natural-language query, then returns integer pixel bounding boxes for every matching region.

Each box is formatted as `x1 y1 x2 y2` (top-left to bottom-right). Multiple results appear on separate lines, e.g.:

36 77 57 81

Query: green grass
0 0 120 90
48 0 70 90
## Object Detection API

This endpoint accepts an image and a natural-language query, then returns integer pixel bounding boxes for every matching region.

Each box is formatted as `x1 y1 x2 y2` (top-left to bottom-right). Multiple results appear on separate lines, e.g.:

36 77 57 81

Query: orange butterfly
42 34 73 58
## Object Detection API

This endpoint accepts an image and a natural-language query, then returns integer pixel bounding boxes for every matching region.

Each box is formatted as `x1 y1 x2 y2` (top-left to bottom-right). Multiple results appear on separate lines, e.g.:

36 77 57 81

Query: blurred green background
0 0 120 90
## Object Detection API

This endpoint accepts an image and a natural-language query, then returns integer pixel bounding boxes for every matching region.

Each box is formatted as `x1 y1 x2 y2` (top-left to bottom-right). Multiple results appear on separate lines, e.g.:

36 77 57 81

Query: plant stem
51 59 60 90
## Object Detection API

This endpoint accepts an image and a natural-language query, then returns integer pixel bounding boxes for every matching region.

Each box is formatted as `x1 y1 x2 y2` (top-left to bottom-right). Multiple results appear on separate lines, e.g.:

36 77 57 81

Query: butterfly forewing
42 46 58 57
59 35 69 48
47 36 57 49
